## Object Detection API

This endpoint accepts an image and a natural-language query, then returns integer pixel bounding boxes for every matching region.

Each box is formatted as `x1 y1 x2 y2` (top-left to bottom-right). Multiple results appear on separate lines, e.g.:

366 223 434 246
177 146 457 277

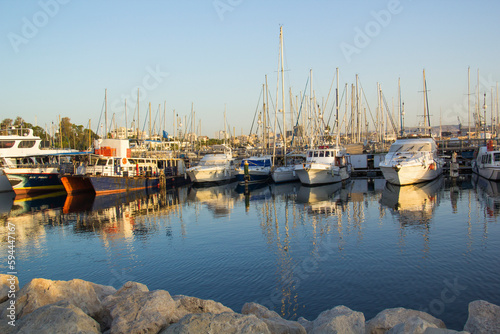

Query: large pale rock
102 281 177 334
161 312 271 334
366 308 446 334
423 329 470 333
463 300 500 334
308 305 365 334
14 301 101 334
387 316 439 334
298 316 313 333
4 278 116 323
172 294 233 321
242 302 306 334
0 274 18 303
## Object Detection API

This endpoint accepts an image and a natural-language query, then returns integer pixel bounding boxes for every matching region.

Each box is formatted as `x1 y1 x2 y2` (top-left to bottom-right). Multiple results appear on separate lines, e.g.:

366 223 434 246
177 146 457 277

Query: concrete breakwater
1 275 499 333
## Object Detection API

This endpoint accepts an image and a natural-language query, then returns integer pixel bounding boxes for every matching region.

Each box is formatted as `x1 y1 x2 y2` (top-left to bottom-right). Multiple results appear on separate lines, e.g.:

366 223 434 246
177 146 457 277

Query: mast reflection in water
1 176 499 330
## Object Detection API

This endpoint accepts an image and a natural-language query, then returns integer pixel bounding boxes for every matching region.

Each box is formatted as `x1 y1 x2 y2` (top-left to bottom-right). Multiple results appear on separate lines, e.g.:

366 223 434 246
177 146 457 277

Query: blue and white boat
236 156 272 184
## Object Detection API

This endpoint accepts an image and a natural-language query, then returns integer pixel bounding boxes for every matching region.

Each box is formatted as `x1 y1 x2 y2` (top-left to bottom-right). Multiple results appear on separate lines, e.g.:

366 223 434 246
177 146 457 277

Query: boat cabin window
0 140 15 149
319 151 325 157
96 158 109 166
18 140 36 148
495 153 500 162
313 151 319 157
325 151 331 157
308 151 313 158
128 159 136 164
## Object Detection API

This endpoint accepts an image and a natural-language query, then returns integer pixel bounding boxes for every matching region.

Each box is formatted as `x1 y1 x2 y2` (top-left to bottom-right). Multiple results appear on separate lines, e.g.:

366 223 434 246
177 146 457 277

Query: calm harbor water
1 175 500 330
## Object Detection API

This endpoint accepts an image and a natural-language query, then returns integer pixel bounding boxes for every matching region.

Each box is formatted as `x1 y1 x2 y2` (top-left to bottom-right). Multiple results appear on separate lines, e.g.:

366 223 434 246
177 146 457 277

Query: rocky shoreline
1 275 499 333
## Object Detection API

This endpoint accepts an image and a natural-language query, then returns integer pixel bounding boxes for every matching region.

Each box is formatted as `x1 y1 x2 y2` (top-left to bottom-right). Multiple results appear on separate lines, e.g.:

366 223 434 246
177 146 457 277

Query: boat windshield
495 153 500 162
389 143 432 153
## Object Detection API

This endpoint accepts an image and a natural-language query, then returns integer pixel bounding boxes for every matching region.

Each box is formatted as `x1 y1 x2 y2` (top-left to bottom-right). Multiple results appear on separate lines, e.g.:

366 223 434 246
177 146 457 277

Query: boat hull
271 166 299 183
472 165 500 180
88 175 159 195
187 169 234 184
295 165 349 186
380 164 443 186
61 175 94 194
4 168 64 196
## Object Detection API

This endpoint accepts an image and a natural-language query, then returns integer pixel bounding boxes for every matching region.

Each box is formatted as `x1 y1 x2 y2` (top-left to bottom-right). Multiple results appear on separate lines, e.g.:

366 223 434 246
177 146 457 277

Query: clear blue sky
1 0 499 138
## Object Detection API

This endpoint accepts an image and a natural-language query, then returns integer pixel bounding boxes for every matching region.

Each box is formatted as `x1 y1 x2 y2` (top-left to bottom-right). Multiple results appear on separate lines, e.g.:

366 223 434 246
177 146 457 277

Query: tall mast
137 88 140 140
104 89 108 138
148 102 152 139
264 75 269 152
468 67 471 138
280 26 286 164
125 99 128 139
422 69 428 134
335 67 339 138
398 77 403 137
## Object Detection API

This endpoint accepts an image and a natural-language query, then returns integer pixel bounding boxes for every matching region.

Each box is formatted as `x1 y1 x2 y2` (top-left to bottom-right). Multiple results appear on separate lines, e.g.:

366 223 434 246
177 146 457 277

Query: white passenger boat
186 146 235 184
294 146 351 186
379 136 444 186
472 141 500 180
0 127 77 195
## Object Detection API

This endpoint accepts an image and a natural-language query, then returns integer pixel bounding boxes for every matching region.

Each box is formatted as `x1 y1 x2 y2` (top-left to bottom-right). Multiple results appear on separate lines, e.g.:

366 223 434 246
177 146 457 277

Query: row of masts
96 28 499 150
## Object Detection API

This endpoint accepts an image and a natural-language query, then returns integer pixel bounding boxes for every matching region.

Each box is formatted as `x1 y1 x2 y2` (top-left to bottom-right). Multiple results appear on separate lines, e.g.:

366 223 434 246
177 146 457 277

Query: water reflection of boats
10 191 67 217
380 176 444 226
472 173 500 215
63 189 159 213
0 191 15 219
296 182 349 216
187 182 238 217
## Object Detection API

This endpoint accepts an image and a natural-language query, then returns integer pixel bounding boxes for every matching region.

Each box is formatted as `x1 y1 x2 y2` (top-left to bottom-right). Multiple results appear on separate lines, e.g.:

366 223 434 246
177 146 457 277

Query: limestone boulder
387 316 439 333
172 294 233 322
423 329 470 334
0 274 18 304
297 316 313 333
241 302 306 334
463 300 500 334
161 312 271 334
5 278 116 324
307 305 365 334
102 281 177 334
14 300 101 334
366 307 446 334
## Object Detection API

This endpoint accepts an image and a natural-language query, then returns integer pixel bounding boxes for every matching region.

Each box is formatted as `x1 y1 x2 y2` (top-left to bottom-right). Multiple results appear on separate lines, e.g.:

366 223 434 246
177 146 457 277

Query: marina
1 175 499 330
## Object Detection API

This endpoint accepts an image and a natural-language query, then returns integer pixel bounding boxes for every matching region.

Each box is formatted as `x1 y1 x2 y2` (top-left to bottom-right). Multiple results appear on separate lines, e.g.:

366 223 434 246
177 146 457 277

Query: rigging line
358 80 377 131
324 70 337 127
290 77 309 146
95 96 105 137
249 87 263 136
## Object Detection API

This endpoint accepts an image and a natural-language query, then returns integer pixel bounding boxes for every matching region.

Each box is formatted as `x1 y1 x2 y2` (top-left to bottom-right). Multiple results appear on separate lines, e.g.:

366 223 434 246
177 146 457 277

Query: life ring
122 158 127 165
429 163 436 170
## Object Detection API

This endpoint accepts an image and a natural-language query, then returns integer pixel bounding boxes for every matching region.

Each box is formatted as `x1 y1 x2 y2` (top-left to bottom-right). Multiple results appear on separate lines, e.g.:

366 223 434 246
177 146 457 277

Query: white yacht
472 141 500 180
186 146 235 184
379 136 444 186
294 146 351 186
